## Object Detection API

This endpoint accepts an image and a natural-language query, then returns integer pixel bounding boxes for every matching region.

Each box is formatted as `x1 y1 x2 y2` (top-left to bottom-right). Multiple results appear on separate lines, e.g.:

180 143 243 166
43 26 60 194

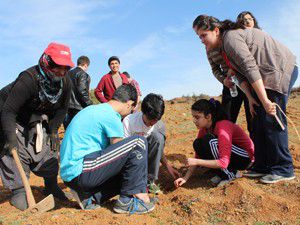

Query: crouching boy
123 93 180 194
60 84 155 214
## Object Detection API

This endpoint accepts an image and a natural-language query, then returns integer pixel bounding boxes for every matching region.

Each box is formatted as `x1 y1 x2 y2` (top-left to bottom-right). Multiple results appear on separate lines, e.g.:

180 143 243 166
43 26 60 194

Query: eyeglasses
243 18 253 23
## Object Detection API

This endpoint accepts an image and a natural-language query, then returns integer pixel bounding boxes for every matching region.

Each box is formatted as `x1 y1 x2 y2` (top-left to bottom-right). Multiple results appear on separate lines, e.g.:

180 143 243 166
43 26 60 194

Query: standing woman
0 42 73 210
236 11 261 29
192 16 253 137
194 15 298 183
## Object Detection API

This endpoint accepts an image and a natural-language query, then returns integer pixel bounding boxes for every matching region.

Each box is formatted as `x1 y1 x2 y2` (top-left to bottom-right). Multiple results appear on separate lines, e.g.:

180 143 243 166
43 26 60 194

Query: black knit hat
108 56 120 65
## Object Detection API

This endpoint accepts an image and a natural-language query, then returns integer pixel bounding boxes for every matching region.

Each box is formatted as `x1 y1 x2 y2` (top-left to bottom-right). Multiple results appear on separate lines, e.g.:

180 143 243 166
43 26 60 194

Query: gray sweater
223 28 296 95
206 47 228 84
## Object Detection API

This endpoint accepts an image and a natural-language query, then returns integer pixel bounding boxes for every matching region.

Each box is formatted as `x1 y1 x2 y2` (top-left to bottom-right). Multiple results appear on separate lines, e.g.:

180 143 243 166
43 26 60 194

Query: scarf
37 54 63 104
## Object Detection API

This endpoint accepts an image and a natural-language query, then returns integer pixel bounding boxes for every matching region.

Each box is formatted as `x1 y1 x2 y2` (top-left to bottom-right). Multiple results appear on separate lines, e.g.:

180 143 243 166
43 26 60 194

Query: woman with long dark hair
236 11 260 29
194 15 298 184
192 15 254 138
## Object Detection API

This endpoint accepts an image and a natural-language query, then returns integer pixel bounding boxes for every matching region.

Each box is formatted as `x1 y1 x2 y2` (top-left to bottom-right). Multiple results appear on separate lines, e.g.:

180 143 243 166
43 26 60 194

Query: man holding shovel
0 42 73 210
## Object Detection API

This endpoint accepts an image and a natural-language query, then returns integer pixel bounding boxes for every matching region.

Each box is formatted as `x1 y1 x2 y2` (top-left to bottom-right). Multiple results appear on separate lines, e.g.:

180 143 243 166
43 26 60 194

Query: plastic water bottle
229 76 238 97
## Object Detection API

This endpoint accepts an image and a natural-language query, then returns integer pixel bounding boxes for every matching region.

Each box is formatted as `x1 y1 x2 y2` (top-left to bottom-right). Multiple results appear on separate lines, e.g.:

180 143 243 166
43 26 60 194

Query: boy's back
60 103 123 182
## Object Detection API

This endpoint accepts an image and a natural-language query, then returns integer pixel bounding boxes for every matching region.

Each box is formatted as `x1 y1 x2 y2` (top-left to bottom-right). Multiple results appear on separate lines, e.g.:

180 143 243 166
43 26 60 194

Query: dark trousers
222 86 253 137
251 65 298 177
63 108 80 130
221 86 232 119
193 134 252 180
0 123 58 190
65 136 148 204
252 90 293 176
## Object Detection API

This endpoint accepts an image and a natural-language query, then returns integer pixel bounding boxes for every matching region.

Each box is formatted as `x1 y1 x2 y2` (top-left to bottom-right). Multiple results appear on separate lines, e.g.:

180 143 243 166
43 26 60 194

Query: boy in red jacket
95 56 129 103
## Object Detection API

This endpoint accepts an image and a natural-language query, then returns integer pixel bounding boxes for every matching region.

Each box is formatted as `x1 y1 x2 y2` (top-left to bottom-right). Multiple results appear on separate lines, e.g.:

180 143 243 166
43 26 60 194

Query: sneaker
235 171 242 178
217 179 231 187
70 189 101 210
243 170 267 178
210 175 222 185
147 182 162 195
113 198 155 214
217 171 242 187
150 196 159 204
260 174 296 184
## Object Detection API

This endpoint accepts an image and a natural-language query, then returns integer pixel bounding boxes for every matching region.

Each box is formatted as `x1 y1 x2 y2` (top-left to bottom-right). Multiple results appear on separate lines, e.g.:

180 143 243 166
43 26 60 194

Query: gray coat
223 28 296 95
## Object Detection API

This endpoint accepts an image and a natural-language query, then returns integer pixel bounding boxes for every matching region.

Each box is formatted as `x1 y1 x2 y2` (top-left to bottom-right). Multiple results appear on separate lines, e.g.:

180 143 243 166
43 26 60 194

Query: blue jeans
252 65 298 177
286 65 298 100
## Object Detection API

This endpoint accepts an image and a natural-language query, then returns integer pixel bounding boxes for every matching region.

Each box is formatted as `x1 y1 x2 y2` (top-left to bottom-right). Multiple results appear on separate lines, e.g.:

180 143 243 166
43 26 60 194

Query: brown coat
223 28 296 95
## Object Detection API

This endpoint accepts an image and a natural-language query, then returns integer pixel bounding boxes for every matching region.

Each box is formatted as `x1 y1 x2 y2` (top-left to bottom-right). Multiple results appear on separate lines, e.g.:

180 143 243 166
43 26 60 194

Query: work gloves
0 142 16 157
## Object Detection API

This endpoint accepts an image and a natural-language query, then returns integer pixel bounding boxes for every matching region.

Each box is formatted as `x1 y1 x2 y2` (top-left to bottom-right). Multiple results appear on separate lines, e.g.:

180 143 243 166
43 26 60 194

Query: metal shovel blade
28 194 55 214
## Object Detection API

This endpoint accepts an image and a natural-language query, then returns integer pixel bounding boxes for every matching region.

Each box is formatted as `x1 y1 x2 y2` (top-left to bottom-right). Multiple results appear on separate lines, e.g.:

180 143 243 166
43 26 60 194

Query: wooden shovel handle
275 114 285 131
11 148 36 207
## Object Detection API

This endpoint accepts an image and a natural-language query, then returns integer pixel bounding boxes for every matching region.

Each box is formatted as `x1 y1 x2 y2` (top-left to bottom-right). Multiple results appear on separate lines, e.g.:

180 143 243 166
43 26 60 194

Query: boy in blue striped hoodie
60 84 155 214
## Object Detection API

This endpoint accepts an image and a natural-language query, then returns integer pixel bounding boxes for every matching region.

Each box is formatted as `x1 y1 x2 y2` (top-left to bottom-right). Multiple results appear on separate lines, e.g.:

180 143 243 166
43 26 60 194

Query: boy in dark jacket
64 56 93 128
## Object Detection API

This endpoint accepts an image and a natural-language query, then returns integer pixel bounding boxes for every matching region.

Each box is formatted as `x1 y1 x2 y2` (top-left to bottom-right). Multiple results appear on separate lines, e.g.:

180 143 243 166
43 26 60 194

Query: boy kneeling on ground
123 93 180 194
60 84 155 214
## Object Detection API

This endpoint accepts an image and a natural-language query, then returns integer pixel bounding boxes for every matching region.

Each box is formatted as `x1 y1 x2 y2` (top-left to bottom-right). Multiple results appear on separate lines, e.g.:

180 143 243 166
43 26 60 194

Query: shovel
11 147 55 213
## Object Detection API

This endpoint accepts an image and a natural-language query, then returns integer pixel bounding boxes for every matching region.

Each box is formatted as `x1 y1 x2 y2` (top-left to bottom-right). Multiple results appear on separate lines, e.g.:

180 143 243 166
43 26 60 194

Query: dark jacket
67 67 93 110
0 66 71 150
223 28 296 95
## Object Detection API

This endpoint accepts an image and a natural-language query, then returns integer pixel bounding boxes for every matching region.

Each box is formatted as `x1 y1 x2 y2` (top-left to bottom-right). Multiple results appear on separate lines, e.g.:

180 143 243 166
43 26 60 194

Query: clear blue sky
0 0 299 100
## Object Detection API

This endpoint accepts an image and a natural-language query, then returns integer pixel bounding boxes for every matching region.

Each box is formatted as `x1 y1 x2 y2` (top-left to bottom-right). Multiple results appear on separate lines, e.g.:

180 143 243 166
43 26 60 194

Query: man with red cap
0 42 74 210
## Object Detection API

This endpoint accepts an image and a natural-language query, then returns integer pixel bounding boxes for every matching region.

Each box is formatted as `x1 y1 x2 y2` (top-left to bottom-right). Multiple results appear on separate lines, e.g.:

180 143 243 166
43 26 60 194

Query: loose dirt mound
1 93 300 225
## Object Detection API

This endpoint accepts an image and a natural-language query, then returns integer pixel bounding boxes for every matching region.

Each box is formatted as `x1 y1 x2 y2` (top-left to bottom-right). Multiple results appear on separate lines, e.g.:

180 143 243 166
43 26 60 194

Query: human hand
248 97 260 117
223 76 234 88
166 164 181 180
262 99 276 116
174 178 187 188
186 158 200 167
227 69 235 76
0 142 16 157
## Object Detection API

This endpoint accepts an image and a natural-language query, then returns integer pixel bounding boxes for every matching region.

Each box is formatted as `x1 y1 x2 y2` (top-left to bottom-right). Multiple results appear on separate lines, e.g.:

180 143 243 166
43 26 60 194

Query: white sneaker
217 171 242 187
260 174 295 184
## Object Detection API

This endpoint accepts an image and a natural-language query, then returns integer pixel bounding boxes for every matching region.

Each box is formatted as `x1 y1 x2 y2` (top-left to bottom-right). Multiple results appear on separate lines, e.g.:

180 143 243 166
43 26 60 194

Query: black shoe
44 177 68 201
10 187 28 211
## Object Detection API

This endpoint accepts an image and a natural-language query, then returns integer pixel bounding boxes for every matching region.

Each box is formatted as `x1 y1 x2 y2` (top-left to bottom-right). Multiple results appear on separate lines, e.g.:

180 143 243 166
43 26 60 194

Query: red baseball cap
44 42 75 67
